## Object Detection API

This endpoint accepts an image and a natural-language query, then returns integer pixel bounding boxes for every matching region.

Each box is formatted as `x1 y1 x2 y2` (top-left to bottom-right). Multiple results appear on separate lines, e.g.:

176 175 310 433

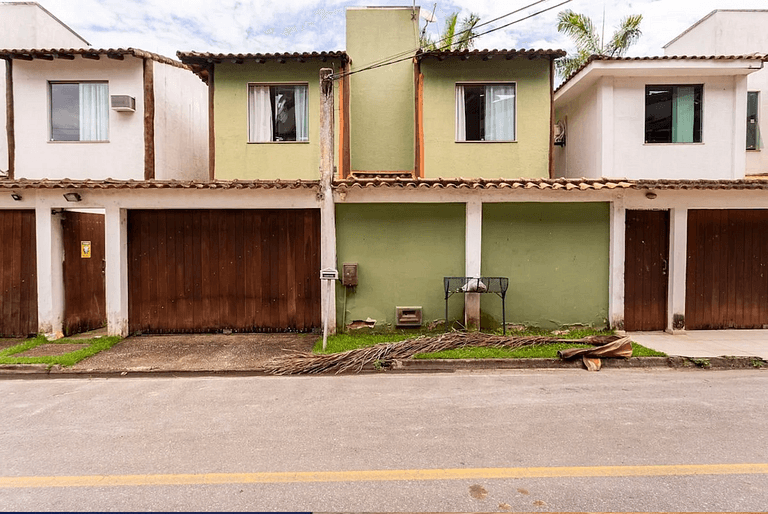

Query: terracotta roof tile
418 48 565 61
0 179 320 190
0 48 189 70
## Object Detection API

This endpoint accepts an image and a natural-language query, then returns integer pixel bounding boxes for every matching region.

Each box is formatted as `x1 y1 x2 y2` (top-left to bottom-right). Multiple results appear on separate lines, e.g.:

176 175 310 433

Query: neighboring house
1 1 90 176
1 47 208 180
552 52 768 333
663 9 768 175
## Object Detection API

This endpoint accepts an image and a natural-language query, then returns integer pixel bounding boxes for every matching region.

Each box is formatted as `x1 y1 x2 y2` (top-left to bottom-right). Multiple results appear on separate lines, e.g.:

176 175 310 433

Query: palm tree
420 12 481 52
556 9 642 78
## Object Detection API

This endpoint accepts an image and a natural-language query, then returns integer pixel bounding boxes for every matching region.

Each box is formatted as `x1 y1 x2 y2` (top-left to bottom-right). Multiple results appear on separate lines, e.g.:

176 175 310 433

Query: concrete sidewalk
629 330 768 359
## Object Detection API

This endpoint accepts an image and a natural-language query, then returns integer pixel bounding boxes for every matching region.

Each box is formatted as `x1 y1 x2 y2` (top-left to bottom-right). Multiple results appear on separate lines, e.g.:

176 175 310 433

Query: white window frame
48 81 110 143
455 81 517 143
247 82 310 144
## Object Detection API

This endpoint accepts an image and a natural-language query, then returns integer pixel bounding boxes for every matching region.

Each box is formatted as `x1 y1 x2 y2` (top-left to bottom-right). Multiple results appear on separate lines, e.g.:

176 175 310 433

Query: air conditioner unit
110 95 136 112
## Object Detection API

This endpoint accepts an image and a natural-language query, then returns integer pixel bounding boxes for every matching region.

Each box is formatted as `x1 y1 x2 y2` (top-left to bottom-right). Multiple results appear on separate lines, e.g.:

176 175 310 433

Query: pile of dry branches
263 331 623 375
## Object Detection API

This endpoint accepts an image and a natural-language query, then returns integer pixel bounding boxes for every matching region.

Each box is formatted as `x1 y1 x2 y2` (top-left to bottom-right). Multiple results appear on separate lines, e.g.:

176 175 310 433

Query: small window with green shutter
645 85 703 143
747 91 759 151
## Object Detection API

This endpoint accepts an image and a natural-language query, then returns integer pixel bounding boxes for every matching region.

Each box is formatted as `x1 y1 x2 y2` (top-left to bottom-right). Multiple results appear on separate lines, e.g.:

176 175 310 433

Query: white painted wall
556 74 748 179
152 61 208 181
0 2 90 175
554 82 600 179
13 55 146 180
665 10 768 175
0 3 88 48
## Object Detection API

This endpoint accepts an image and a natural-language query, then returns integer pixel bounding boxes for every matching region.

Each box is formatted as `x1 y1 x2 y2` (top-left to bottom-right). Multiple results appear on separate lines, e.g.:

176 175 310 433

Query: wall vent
395 306 422 327
110 95 136 112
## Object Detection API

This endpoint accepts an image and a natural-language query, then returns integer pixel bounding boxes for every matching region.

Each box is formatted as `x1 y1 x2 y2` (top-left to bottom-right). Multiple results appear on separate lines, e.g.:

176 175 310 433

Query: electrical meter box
342 263 358 286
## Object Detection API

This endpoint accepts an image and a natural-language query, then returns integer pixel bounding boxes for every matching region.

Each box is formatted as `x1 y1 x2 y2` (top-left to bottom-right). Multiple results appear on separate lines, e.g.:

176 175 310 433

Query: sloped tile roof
0 47 189 69
418 48 565 61
0 179 320 190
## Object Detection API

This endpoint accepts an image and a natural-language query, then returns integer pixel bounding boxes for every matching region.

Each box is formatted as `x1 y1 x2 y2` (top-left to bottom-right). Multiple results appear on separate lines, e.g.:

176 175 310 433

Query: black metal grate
443 277 509 334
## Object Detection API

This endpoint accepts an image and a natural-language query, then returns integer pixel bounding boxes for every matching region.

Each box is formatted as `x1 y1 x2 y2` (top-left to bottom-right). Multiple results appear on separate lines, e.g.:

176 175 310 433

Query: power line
333 0 571 80
336 0 561 80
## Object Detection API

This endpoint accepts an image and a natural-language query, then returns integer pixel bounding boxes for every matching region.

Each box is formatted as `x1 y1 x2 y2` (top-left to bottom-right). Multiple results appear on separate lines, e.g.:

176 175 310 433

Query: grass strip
0 335 122 367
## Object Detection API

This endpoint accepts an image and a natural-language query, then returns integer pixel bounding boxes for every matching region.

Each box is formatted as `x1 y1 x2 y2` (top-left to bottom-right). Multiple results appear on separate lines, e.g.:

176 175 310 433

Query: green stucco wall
421 58 552 178
213 61 341 180
481 203 609 328
335 203 465 329
347 8 417 172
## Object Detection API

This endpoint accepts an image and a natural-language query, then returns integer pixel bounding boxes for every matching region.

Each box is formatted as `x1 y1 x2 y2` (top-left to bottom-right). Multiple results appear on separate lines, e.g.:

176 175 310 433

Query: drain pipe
319 68 337 350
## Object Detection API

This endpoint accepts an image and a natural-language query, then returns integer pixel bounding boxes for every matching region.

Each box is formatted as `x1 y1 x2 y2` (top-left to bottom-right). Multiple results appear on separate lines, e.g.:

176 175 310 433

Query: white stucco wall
12 55 146 180
153 61 208 181
0 3 88 48
556 73 749 180
665 11 768 175
554 82 600 178
1 61 7 175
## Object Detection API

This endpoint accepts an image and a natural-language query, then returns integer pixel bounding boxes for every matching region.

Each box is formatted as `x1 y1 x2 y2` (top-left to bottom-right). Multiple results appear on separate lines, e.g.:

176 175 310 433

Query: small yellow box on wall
81 241 92 259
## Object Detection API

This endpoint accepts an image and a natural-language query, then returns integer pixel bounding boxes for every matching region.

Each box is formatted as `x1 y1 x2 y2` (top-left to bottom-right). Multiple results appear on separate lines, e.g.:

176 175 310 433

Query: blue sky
30 0 768 64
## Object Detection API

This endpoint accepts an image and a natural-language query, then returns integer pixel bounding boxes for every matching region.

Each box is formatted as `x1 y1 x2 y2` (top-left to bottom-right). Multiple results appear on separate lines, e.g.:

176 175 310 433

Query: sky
25 0 768 65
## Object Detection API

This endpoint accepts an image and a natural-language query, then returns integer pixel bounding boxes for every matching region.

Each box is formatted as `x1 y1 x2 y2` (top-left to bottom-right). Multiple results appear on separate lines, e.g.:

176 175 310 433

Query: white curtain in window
485 84 515 141
248 85 272 142
455 85 466 141
79 83 108 141
294 86 308 141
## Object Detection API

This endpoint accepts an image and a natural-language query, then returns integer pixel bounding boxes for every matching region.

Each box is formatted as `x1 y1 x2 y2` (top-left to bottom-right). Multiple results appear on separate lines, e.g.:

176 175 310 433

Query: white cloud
25 0 768 60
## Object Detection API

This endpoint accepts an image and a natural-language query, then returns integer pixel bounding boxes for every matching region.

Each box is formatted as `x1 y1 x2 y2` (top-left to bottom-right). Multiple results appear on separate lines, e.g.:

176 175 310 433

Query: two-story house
553 53 768 333
0 41 208 337
178 6 627 336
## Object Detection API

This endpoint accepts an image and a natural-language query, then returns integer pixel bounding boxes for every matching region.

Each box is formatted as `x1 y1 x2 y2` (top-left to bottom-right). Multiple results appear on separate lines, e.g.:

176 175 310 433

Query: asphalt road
1 368 767 511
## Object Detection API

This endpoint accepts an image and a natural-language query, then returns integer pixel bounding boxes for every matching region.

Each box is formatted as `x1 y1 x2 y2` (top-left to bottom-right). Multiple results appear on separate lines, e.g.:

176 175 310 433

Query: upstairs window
50 82 109 141
248 84 308 142
456 83 516 142
747 91 760 150
645 85 702 143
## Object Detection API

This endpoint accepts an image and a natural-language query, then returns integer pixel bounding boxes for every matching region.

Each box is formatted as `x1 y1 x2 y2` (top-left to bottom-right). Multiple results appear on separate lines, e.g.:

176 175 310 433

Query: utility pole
319 68 337 348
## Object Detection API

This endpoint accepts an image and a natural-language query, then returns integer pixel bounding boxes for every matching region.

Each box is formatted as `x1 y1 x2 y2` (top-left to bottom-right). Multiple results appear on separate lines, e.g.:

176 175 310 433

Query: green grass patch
313 332 418 354
0 335 122 367
415 342 666 359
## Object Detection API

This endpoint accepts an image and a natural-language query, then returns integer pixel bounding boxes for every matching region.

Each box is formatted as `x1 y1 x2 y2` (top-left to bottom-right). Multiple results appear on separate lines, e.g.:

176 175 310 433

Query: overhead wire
335 0 558 79
333 0 571 80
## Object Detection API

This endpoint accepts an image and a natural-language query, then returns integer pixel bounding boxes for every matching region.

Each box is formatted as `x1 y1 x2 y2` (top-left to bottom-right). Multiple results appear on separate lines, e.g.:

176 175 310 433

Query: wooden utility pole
319 68 337 343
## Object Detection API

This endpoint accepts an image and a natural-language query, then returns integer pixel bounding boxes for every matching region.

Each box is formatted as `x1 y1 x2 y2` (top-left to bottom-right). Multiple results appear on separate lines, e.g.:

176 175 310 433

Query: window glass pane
672 86 695 143
645 86 672 143
485 84 515 141
272 86 297 141
747 91 759 150
463 85 484 141
79 83 109 141
51 83 80 141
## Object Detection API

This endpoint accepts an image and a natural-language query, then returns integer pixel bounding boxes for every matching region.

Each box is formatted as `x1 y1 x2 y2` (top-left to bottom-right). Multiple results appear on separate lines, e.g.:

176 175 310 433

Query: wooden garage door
63 212 106 336
0 210 37 337
686 209 768 329
128 209 321 333
624 210 669 331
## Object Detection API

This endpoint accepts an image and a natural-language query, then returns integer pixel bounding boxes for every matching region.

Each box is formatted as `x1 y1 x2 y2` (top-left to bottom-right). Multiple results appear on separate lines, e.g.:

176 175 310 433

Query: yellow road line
2 463 768 489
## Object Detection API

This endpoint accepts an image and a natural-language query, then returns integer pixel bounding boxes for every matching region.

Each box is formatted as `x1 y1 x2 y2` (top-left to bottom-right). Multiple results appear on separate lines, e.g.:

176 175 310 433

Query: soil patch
71 333 316 372
17 344 88 357
0 339 24 352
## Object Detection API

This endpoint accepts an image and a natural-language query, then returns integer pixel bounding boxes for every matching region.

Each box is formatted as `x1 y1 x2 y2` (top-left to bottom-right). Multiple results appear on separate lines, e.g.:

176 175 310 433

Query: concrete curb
0 355 765 379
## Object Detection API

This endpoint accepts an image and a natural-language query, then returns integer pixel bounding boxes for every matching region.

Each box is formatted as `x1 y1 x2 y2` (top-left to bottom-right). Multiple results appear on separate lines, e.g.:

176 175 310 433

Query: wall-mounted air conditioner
110 95 136 112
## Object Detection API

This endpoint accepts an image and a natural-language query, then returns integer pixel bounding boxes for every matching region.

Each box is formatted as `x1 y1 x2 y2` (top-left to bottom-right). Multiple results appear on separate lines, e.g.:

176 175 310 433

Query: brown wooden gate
686 209 768 329
624 210 669 331
127 209 321 333
0 210 38 337
62 211 106 336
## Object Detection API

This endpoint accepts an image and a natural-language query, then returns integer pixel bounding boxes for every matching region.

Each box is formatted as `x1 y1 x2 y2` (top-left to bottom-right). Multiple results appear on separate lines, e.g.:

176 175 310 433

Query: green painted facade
213 60 342 180
346 8 418 172
420 58 552 179
481 203 610 329
335 203 465 329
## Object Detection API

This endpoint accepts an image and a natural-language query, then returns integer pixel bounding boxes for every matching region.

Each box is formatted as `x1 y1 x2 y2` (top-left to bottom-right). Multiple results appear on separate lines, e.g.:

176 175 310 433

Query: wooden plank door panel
686 209 768 329
0 210 37 337
128 209 321 333
624 210 669 331
62 212 106 336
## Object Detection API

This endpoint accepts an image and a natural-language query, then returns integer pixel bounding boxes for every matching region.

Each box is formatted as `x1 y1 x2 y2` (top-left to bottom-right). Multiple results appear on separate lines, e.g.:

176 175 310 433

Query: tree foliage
556 9 642 78
420 12 481 52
